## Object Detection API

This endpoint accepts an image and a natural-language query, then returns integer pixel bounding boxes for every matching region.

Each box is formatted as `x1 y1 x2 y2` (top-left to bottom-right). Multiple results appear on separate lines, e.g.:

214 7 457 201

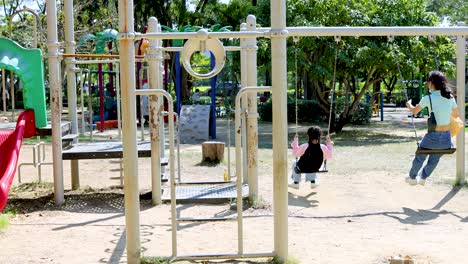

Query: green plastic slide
0 37 47 127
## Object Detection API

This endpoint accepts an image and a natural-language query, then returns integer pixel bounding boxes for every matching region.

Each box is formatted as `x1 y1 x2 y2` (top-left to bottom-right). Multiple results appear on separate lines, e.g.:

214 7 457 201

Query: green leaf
78 33 96 45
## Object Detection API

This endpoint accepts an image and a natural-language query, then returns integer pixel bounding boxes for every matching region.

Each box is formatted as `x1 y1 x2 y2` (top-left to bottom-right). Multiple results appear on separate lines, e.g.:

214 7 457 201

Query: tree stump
201 141 225 163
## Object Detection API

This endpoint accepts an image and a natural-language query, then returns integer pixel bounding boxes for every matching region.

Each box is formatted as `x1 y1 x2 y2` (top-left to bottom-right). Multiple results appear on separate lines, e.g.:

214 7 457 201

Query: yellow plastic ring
181 38 226 79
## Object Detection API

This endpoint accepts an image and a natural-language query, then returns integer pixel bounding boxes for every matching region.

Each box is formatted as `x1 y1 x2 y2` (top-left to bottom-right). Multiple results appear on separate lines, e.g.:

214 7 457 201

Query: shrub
335 97 372 125
258 98 323 122
350 101 372 125
465 103 467 119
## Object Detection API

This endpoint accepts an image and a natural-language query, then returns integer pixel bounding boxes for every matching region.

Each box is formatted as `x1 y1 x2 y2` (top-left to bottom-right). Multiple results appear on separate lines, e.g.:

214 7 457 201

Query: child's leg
291 160 301 183
305 173 317 183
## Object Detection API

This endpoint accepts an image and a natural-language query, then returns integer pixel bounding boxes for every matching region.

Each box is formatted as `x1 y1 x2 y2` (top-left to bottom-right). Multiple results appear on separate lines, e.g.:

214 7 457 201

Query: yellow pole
64 0 80 190
455 23 466 185
46 0 64 205
271 0 288 260
147 17 163 205
118 0 141 263
246 15 259 198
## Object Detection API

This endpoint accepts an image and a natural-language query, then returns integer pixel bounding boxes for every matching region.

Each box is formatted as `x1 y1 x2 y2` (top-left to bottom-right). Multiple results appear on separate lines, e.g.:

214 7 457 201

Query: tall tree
426 0 468 25
281 0 455 132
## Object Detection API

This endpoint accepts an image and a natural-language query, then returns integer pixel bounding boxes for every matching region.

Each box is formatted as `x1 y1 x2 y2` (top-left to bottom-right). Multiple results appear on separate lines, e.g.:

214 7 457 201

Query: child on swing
288 126 333 189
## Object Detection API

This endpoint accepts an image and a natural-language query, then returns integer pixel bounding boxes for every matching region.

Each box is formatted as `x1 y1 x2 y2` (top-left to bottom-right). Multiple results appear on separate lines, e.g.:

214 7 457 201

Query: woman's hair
307 126 322 143
427 71 454 99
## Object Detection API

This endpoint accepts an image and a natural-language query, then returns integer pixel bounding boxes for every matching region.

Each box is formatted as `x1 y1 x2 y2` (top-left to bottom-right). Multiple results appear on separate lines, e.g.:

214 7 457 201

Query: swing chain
392 45 420 147
327 38 340 136
294 36 299 136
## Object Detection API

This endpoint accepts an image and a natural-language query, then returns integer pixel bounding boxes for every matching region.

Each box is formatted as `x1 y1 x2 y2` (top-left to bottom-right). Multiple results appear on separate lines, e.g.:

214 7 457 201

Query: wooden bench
62 141 169 188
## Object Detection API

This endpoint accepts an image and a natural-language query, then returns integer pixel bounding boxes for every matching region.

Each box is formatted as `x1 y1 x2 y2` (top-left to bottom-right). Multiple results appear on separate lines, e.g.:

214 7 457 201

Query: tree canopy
0 0 462 132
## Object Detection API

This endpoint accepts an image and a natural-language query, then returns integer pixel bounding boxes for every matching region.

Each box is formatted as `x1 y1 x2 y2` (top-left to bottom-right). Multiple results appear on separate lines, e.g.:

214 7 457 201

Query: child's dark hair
427 71 454 99
307 126 322 142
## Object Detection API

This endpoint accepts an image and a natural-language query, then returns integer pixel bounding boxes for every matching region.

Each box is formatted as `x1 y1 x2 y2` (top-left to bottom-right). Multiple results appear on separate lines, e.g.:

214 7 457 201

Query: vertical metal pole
148 17 162 205
234 95 243 255
210 54 217 139
98 63 105 132
139 67 145 140
380 92 384 121
175 52 182 115
87 72 94 141
166 95 177 258
118 0 141 263
455 24 466 184
80 70 86 135
2 69 5 113
10 74 14 119
64 0 78 136
239 23 248 183
71 161 79 189
227 111 231 179
246 15 259 198
36 136 42 182
64 0 80 190
115 64 122 139
159 47 166 176
271 0 288 260
46 0 64 205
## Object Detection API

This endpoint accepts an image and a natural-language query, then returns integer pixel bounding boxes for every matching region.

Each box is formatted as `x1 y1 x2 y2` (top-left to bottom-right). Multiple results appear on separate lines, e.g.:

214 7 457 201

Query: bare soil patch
1 109 467 264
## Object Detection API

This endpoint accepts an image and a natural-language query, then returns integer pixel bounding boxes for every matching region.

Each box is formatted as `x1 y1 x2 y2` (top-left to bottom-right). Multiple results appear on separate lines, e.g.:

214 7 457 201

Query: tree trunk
202 141 225 162
181 68 192 102
334 114 352 133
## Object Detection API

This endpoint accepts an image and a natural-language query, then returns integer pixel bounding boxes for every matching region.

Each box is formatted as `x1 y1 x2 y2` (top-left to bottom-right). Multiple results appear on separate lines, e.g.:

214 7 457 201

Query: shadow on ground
6 185 154 214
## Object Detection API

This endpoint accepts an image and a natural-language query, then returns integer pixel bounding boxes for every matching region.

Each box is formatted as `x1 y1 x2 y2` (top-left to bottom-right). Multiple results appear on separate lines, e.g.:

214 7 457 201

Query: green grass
194 85 211 93
141 256 173 264
272 256 301 264
140 256 298 264
248 195 270 210
23 134 119 144
0 213 12 231
11 181 54 193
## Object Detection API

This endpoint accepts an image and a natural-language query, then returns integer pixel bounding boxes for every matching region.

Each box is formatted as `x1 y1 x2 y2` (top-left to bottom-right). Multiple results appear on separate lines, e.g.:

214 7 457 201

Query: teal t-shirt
418 91 457 126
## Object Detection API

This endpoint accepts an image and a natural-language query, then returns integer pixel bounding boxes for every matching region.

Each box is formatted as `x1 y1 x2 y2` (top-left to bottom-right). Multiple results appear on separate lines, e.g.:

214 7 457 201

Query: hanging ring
293 36 300 44
334 36 341 43
181 34 226 79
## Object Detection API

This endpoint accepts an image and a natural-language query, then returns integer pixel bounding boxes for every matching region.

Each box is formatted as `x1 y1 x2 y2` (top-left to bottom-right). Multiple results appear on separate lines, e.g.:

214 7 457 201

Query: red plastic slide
0 110 36 212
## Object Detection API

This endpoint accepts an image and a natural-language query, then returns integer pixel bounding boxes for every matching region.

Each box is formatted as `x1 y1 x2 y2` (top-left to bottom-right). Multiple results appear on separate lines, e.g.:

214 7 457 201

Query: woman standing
405 71 459 186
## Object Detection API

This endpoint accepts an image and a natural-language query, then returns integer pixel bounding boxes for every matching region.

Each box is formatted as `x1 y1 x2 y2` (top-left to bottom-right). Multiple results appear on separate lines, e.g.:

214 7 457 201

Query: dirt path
1 109 467 264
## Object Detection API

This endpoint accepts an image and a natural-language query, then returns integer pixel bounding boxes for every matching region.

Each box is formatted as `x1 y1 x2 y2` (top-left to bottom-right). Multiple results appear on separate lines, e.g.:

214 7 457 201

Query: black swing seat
295 161 328 174
295 167 328 174
415 148 456 155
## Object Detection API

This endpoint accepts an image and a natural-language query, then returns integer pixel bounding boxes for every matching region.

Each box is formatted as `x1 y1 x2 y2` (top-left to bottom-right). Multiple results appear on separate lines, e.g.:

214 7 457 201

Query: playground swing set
0 2 466 263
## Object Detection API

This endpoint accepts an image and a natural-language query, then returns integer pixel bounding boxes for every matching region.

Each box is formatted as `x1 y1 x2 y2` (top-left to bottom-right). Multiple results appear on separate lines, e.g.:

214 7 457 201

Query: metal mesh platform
162 183 249 203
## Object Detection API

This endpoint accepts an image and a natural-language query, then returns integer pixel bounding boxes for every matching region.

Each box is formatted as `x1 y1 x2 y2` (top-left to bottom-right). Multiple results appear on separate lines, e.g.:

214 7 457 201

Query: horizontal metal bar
174 252 276 261
134 88 168 96
136 31 268 40
69 59 145 65
71 59 121 64
175 181 236 186
286 26 468 37
164 46 241 52
62 54 145 59
133 26 468 42
177 217 237 223
237 86 272 101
